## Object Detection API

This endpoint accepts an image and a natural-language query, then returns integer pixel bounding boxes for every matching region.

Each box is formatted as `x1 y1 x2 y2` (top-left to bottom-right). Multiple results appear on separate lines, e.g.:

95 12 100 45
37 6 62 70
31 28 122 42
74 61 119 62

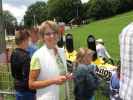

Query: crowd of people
10 20 133 100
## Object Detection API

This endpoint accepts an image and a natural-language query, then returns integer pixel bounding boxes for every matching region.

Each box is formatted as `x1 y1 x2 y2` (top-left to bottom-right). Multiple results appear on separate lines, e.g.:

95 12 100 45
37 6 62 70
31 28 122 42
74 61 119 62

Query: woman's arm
29 69 67 89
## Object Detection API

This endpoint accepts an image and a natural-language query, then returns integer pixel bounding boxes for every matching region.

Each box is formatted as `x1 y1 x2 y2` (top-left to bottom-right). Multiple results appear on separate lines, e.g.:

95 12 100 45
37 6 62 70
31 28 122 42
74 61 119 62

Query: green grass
1 95 15 100
1 11 133 100
67 10 133 62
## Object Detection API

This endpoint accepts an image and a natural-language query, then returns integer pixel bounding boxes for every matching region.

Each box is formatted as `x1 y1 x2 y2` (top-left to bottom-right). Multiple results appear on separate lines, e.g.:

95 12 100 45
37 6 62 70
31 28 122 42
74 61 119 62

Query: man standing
119 22 133 100
27 27 39 57
11 29 36 100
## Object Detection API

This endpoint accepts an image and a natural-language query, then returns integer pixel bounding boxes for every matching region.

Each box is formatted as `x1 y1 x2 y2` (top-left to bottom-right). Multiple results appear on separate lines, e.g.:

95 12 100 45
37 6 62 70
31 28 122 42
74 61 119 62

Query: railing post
0 0 6 54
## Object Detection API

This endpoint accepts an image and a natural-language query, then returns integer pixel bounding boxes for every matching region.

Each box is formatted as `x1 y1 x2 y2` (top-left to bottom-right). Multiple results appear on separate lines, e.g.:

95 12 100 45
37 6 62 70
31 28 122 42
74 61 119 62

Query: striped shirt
119 22 133 100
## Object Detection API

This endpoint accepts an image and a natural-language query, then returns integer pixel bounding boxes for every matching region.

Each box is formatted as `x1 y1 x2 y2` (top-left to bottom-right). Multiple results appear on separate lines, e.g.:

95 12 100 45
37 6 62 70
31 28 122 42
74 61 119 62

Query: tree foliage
3 10 17 35
24 0 133 25
118 0 133 13
47 0 82 23
24 1 47 27
85 0 133 20
86 0 121 20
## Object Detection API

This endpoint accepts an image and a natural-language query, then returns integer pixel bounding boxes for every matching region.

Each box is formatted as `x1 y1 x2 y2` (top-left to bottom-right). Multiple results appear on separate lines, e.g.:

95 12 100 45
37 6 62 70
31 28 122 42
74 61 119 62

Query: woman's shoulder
33 45 46 55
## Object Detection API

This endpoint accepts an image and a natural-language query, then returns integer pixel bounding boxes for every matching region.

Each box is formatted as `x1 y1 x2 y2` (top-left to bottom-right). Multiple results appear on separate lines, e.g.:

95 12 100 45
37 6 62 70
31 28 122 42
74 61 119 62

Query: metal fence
0 71 15 100
0 63 109 100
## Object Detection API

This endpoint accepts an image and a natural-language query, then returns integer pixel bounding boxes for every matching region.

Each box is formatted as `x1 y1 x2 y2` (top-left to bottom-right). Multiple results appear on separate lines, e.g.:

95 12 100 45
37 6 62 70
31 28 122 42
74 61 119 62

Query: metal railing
0 70 15 100
0 64 109 100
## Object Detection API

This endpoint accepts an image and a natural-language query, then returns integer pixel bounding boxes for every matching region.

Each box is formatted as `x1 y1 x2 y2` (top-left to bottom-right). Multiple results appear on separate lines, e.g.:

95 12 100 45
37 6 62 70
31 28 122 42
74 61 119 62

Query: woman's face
43 25 58 49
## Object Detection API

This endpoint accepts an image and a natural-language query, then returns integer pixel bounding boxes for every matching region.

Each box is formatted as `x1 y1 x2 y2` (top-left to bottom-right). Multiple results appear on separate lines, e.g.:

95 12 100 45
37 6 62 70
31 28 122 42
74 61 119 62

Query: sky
3 0 89 23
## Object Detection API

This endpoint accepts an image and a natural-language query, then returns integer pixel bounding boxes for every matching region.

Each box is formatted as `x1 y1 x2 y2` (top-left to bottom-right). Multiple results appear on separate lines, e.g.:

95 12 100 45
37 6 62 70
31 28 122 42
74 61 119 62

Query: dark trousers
16 91 36 100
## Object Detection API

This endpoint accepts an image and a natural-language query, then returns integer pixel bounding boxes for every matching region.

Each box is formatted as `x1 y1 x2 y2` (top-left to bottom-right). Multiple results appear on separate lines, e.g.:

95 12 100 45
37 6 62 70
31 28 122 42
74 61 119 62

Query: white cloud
81 0 89 3
3 3 27 23
3 0 46 23
3 0 47 7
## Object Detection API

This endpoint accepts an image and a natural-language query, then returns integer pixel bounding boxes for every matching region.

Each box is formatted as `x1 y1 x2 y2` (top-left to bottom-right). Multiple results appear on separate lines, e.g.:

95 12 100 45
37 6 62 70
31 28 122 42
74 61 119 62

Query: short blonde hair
39 20 59 37
76 48 94 64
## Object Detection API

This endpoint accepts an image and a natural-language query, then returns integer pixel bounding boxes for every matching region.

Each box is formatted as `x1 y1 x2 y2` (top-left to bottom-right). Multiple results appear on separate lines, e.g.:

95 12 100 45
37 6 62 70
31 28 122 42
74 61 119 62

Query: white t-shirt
96 43 111 59
30 45 68 100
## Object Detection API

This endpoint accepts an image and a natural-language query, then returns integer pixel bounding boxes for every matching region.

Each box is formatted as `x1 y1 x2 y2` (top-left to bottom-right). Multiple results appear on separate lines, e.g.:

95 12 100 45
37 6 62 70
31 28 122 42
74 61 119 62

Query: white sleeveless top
30 45 67 100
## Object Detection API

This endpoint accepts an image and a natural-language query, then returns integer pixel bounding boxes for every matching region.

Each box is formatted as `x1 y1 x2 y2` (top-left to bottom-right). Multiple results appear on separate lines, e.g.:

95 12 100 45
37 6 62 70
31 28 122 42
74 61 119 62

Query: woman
29 21 71 100
10 29 36 100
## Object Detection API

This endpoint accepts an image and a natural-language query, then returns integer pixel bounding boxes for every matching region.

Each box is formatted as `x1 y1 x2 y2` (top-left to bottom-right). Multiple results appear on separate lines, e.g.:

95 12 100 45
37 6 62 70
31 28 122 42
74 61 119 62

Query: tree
127 0 133 8
87 0 121 20
47 0 83 23
24 1 47 27
108 0 121 14
118 0 133 13
80 3 89 20
3 10 17 35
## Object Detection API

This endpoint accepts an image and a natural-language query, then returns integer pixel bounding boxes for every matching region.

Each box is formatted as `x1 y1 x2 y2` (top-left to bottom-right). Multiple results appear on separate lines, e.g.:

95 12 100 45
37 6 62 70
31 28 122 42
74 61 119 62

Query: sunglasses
45 32 57 36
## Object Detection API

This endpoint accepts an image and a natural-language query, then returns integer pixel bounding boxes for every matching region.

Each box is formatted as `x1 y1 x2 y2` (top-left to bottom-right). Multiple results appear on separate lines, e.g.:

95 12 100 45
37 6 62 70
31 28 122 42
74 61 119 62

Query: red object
5 48 10 63
59 26 65 35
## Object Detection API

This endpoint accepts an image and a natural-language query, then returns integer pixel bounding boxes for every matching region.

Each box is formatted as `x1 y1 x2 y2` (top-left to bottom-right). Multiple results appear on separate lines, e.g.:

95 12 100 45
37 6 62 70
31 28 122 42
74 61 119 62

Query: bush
84 0 133 20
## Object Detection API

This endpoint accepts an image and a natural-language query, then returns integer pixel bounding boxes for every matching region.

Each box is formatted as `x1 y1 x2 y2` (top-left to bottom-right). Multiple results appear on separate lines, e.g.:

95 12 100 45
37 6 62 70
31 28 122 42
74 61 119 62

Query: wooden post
0 0 6 54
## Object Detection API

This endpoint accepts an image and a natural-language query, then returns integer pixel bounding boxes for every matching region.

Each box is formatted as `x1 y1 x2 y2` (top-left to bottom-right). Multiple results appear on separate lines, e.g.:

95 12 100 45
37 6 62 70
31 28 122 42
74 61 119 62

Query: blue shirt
27 42 38 57
110 72 120 90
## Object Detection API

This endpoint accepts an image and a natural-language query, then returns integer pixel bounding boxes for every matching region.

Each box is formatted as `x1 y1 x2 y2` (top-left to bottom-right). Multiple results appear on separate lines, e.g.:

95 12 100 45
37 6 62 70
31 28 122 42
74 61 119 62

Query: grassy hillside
67 11 133 61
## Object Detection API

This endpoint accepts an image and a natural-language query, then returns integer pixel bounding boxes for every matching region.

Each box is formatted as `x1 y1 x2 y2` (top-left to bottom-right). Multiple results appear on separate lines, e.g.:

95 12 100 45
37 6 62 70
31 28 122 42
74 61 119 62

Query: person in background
110 61 121 100
65 33 77 72
57 22 65 48
27 27 39 57
57 23 66 69
10 29 36 100
119 22 133 100
29 21 72 100
73 48 99 100
96 38 111 60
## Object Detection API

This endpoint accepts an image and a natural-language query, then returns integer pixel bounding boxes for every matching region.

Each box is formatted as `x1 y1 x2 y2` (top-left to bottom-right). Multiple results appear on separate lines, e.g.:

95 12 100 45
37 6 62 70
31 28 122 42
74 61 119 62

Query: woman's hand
65 73 73 80
53 75 67 85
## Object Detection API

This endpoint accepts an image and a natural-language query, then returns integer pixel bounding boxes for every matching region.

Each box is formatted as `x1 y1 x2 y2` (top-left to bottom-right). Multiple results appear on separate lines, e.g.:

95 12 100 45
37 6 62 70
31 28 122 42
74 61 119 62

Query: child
73 48 99 100
110 61 122 100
